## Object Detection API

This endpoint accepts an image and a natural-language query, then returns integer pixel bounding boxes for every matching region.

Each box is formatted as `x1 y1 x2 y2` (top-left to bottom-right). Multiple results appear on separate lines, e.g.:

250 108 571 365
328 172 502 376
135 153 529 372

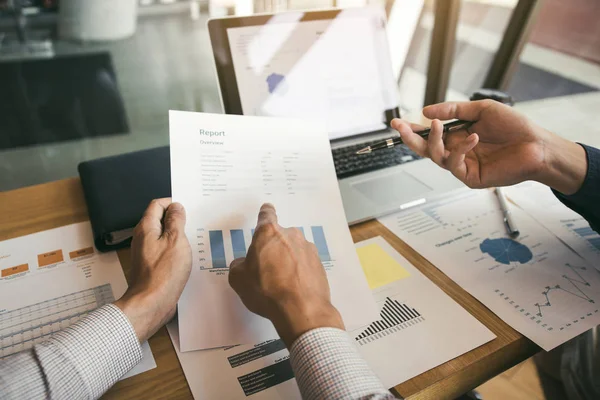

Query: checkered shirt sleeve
0 304 142 400
290 327 397 400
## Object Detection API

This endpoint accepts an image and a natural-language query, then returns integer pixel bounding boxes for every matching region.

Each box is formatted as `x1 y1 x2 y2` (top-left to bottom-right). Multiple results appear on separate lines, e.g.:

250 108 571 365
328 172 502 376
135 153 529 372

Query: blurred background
1 0 598 192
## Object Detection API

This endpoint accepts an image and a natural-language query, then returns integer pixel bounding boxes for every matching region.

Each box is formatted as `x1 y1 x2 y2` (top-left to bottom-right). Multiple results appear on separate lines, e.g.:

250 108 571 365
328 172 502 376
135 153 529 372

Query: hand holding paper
170 111 377 350
115 198 192 343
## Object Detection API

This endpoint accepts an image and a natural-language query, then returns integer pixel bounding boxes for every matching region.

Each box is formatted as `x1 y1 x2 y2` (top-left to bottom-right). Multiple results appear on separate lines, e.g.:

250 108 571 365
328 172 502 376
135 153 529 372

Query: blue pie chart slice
480 238 533 265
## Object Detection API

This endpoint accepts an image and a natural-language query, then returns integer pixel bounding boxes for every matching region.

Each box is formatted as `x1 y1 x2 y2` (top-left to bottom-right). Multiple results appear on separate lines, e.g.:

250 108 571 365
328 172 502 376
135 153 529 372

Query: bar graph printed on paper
0 284 115 359
198 226 332 270
566 222 600 251
355 297 423 345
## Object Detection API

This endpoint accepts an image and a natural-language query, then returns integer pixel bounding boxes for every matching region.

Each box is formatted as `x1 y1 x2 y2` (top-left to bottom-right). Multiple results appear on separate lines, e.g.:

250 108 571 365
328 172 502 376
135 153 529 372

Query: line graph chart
535 263 595 317
381 189 600 350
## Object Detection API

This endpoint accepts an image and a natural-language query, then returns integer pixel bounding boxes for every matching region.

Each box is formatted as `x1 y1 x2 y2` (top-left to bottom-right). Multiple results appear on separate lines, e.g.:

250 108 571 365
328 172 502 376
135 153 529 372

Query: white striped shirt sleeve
0 304 142 400
290 327 397 400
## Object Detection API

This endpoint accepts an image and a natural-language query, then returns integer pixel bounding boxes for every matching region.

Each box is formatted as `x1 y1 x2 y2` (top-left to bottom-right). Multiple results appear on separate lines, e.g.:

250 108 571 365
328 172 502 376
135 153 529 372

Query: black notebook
78 146 171 252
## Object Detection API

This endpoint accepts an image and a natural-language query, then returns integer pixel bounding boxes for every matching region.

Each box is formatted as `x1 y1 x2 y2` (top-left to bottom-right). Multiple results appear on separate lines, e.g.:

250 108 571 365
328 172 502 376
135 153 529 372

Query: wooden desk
0 178 539 399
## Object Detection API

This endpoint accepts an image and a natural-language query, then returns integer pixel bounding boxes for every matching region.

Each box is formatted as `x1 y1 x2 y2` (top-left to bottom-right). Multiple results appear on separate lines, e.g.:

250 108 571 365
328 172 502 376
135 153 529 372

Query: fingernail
169 202 184 211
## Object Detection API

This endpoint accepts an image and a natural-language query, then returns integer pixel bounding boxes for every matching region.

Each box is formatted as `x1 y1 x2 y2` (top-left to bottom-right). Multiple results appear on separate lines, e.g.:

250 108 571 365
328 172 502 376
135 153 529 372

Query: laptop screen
225 8 398 140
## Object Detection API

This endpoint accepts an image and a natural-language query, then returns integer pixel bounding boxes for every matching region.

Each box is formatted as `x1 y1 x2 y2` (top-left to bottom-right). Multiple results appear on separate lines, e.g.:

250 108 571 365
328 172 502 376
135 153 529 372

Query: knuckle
163 229 179 242
163 213 179 229
133 217 150 237
289 228 305 241
465 180 478 189
256 222 278 237
148 199 161 209
480 99 494 109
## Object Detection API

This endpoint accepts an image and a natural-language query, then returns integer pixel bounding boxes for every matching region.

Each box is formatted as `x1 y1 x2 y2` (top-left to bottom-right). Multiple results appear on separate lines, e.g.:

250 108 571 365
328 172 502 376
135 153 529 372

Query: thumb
163 202 186 237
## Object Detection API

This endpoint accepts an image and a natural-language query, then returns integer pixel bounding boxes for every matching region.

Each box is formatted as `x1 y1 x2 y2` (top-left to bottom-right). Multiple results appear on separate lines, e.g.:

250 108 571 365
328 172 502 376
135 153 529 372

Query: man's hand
229 203 344 348
114 198 192 342
392 100 587 195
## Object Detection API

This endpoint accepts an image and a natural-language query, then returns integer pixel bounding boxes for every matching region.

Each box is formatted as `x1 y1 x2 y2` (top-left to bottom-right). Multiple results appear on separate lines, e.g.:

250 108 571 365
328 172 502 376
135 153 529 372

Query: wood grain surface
0 178 539 399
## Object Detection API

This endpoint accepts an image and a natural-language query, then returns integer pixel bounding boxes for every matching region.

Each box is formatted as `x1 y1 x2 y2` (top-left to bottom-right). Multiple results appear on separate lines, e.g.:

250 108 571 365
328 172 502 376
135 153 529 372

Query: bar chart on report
565 220 600 251
355 297 424 345
196 225 333 271
0 284 115 359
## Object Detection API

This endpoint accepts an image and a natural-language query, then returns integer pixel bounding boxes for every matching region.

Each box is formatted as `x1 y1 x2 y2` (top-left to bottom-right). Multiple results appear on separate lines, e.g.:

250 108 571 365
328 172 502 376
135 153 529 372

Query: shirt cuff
289 327 394 400
552 144 600 231
552 144 600 203
36 304 143 399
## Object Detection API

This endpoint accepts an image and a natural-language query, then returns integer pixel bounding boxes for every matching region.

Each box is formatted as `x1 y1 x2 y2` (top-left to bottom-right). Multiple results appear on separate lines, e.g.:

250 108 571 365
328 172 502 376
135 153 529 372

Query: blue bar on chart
311 226 331 262
230 230 247 259
209 230 227 268
575 226 596 237
588 237 600 250
251 228 255 236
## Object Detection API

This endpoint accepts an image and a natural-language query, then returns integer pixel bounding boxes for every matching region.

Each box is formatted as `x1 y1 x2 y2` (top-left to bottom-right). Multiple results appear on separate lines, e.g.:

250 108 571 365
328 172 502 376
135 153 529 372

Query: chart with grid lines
0 284 114 358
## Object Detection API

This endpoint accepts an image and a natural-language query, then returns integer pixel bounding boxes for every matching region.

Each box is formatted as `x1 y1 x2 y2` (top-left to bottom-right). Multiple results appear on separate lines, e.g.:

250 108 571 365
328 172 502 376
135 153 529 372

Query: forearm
0 304 142 400
536 130 588 195
289 328 396 400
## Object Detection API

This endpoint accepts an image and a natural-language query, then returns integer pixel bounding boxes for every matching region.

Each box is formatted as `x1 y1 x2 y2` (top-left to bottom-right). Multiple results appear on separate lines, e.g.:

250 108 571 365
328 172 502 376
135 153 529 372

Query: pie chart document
170 111 378 351
379 189 600 351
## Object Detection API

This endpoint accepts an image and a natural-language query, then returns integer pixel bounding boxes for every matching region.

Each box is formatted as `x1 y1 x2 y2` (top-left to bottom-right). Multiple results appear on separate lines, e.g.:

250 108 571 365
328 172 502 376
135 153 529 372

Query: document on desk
379 189 600 351
0 222 156 379
169 111 377 351
166 237 495 399
504 181 600 270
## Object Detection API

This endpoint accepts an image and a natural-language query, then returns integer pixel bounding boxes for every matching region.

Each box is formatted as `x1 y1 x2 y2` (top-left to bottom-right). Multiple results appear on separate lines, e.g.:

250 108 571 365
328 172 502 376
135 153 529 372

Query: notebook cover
78 146 171 252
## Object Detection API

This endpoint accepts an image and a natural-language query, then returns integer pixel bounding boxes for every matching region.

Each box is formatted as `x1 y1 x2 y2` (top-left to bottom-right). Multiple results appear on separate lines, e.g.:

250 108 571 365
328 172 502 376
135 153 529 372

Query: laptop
207 7 464 224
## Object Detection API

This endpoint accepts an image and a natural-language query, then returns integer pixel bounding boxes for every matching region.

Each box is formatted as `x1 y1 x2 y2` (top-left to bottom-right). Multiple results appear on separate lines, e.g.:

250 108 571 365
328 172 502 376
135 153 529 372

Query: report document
169 111 378 351
0 222 156 379
166 237 494 399
379 189 600 351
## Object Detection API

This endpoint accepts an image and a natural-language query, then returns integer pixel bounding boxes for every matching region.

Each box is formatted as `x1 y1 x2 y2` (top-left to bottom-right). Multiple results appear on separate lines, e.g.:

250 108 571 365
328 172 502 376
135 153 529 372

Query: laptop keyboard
332 140 422 179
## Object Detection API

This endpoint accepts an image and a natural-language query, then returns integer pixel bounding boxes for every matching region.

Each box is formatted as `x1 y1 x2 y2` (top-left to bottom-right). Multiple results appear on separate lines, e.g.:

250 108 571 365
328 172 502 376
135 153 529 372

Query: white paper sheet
351 237 495 386
167 320 301 400
167 237 495 399
378 189 600 351
170 110 377 351
504 181 600 271
0 222 156 379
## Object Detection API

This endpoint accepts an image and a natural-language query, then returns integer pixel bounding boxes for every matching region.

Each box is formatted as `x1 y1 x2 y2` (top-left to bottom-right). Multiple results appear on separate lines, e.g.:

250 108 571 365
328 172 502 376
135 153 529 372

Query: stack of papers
379 189 600 351
504 181 600 270
167 111 496 398
167 237 495 399
0 222 156 379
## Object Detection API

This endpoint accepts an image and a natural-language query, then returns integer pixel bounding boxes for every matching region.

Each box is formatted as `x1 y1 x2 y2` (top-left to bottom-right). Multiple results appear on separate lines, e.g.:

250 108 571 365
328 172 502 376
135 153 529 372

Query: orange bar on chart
38 250 64 267
1 264 29 277
69 247 94 259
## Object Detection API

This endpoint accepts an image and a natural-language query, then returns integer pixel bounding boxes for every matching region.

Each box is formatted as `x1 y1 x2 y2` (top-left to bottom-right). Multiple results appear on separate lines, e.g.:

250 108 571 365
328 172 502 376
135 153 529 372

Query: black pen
356 119 473 154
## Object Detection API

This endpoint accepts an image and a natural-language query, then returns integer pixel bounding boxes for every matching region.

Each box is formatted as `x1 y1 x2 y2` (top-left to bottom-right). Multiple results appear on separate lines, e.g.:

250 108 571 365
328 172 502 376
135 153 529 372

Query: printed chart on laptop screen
226 8 397 139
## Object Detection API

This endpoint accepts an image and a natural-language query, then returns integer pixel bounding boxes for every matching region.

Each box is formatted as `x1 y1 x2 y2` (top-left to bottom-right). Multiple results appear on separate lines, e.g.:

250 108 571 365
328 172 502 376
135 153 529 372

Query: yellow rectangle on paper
357 243 410 289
